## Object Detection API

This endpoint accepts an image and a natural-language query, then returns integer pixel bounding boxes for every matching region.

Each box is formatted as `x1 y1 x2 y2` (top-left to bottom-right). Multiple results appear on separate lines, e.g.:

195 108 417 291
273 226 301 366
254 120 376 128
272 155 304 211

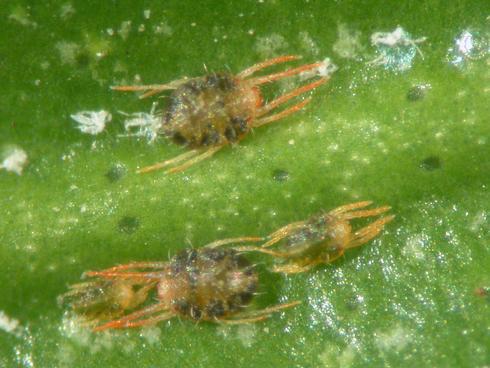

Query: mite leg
111 77 190 99
219 301 300 324
271 259 323 274
341 206 392 221
327 201 374 217
346 215 395 249
237 55 300 79
204 237 264 248
248 62 326 86
137 149 201 174
254 99 311 128
232 245 291 258
165 145 224 174
84 270 163 280
94 303 172 331
88 262 170 274
261 221 306 248
139 145 224 174
256 78 327 118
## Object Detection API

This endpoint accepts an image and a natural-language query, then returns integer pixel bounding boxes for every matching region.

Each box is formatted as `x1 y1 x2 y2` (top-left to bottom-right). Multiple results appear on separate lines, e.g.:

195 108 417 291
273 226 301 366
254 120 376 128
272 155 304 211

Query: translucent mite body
233 201 395 274
60 239 298 331
112 55 328 174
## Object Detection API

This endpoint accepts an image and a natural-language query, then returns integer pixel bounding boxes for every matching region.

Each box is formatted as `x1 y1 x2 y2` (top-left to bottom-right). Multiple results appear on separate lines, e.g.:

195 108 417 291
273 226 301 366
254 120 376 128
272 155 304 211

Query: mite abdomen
162 73 256 148
159 248 258 321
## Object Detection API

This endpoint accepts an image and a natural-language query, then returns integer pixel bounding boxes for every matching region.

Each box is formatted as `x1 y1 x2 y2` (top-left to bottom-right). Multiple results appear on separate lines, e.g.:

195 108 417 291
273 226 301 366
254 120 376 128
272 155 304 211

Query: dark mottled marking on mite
174 299 190 315
230 254 251 270
238 291 254 305
202 248 227 262
189 305 202 320
183 81 201 96
172 132 188 145
201 129 221 146
207 300 226 318
117 216 140 234
244 267 254 277
420 155 442 170
206 73 236 91
224 126 237 142
170 249 196 274
231 116 248 134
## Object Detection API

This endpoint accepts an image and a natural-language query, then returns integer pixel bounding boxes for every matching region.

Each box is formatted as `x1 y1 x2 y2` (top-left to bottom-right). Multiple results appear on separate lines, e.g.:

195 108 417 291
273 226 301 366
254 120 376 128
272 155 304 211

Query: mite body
232 201 395 274
61 240 298 331
113 55 328 173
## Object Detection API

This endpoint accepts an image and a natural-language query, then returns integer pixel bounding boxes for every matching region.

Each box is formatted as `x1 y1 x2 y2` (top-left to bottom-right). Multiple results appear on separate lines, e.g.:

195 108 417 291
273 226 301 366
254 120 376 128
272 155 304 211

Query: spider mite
112 55 329 174
231 201 394 274
61 237 299 331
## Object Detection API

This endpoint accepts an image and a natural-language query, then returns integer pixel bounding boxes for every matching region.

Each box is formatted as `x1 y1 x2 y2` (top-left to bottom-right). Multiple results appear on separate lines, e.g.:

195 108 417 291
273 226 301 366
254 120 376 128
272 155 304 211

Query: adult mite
112 55 329 174
60 237 299 331
222 201 395 274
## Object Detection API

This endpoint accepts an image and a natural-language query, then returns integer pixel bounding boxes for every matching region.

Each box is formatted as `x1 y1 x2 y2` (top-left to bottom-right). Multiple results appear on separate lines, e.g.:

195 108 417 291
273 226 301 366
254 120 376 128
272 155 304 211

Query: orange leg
248 62 326 86
256 78 327 117
233 245 291 258
237 55 300 79
93 303 172 331
137 149 201 174
327 201 374 216
85 270 163 280
254 99 311 128
219 301 300 324
138 145 224 174
89 262 169 274
346 215 395 249
204 236 264 249
262 221 307 248
341 206 392 221
111 77 190 99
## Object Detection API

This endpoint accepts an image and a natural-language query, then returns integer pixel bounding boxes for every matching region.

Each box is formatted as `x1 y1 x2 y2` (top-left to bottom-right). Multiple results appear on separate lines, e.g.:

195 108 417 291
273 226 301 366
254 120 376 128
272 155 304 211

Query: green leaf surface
1 1 489 367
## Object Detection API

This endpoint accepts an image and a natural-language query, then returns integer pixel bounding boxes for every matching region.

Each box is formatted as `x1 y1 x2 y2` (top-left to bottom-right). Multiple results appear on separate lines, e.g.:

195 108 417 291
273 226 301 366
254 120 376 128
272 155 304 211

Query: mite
60 237 299 331
226 201 395 274
112 55 328 174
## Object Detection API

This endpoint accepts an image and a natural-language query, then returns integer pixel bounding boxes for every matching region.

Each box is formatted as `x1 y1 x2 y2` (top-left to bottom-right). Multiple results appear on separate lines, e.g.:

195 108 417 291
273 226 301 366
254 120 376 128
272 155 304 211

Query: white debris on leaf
332 23 364 59
0 147 28 175
447 29 489 68
0 310 22 337
119 103 161 142
368 26 427 71
70 110 112 135
300 57 338 81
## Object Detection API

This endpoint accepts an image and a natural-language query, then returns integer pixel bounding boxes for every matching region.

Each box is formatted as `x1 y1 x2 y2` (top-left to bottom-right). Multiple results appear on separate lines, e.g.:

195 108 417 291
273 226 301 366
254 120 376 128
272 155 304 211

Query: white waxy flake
371 26 426 50
70 110 112 135
368 26 427 71
0 310 21 337
0 147 28 175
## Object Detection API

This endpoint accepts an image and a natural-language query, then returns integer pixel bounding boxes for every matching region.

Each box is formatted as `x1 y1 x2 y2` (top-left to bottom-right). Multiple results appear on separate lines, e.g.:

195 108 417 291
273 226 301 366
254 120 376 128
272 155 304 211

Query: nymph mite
112 55 328 174
223 201 395 274
60 237 299 331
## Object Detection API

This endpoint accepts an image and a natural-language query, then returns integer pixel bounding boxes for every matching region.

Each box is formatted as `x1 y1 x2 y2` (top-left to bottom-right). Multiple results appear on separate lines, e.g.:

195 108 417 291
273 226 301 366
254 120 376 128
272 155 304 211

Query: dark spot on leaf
273 169 290 182
118 216 140 234
407 85 428 101
420 156 442 171
76 52 90 68
105 164 127 182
